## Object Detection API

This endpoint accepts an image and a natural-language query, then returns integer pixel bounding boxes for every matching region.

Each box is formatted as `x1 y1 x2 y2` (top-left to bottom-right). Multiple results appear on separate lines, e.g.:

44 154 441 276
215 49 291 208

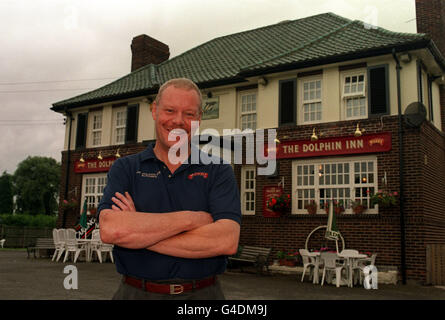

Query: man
98 78 241 300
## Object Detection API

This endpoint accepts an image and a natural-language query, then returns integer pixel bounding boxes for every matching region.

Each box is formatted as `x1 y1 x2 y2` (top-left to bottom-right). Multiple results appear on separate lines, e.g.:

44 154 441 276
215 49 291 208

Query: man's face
152 85 201 151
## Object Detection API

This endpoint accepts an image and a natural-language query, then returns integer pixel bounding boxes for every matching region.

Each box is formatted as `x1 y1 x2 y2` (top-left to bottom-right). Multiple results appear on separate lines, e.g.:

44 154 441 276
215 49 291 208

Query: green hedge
0 214 57 228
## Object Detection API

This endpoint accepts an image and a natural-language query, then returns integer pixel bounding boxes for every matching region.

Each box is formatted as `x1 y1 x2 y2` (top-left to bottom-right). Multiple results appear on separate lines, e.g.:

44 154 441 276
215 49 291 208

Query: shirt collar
140 143 157 162
139 142 220 167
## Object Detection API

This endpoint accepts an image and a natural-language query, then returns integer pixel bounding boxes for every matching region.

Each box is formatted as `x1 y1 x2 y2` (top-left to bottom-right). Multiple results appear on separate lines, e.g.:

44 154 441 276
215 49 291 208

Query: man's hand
111 192 136 212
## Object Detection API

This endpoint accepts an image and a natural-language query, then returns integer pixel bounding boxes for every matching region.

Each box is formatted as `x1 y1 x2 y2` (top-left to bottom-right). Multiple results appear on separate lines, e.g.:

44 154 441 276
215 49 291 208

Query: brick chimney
416 0 445 130
130 34 170 72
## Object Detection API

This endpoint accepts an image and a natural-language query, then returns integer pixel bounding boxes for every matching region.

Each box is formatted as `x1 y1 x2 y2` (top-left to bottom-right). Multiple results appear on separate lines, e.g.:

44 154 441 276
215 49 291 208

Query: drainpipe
62 109 73 228
392 48 406 285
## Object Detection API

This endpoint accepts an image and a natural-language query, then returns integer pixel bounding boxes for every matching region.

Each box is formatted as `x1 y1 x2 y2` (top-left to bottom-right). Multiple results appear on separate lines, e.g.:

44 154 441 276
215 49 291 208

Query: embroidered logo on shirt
188 172 209 180
136 170 161 179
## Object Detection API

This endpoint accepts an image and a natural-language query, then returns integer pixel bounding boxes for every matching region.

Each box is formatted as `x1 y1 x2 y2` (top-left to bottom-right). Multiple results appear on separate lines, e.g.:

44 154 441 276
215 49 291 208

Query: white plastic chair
0 239 5 248
299 249 316 282
320 252 346 287
90 229 114 263
55 229 67 262
63 228 87 263
52 229 61 261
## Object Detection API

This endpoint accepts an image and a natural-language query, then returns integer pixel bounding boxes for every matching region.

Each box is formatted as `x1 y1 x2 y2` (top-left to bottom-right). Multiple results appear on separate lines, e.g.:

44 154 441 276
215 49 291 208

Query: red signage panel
263 186 283 218
74 157 116 173
268 133 392 159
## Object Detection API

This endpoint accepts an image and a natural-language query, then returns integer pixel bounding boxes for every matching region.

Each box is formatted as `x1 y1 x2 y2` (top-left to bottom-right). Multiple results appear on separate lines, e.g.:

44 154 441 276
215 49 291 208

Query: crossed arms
99 192 240 259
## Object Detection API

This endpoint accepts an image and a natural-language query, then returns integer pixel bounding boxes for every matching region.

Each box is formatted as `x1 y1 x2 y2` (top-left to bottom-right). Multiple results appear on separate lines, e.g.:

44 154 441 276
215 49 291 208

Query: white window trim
299 76 323 125
81 173 108 215
241 165 256 215
292 155 378 215
89 111 103 147
341 70 368 120
112 107 127 145
238 91 257 131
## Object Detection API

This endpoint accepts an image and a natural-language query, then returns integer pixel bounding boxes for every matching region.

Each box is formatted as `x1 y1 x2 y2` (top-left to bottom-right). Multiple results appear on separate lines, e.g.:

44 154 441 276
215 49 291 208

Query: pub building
51 4 445 284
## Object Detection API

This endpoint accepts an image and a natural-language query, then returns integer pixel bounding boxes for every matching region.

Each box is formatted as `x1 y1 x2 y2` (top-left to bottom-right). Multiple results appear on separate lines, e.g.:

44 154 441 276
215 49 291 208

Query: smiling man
98 78 241 300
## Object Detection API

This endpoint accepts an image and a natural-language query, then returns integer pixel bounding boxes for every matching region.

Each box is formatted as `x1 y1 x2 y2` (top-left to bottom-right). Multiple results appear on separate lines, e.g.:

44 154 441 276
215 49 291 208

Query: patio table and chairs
300 248 373 288
337 249 368 288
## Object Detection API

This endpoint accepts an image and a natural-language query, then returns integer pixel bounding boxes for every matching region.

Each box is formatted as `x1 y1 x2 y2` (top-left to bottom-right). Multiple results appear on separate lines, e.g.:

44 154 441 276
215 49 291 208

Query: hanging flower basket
267 194 291 216
370 190 398 208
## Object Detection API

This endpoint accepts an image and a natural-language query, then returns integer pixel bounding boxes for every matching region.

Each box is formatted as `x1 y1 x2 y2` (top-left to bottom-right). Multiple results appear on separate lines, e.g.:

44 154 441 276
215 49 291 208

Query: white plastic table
338 252 368 287
77 239 92 262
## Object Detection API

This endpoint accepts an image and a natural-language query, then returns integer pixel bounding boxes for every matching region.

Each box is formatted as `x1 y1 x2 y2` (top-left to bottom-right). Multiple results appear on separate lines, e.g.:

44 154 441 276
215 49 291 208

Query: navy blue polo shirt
97 143 241 281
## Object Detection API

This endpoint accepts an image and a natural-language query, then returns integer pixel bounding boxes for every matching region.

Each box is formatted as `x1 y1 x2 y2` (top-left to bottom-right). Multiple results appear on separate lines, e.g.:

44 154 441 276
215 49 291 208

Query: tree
12 156 61 215
0 171 13 213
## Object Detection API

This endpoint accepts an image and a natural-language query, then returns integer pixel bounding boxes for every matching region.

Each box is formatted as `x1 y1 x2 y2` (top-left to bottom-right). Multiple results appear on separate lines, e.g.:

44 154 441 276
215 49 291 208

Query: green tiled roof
52 12 433 111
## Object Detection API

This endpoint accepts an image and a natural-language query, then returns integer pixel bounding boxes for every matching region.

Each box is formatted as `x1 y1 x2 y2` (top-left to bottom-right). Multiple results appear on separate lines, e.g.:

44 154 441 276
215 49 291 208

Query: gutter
392 48 407 285
62 109 73 228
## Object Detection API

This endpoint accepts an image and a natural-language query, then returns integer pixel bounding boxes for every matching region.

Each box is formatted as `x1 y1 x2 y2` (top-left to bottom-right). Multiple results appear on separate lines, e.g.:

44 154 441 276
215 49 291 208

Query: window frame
112 106 127 145
292 156 379 215
238 91 257 131
89 110 103 147
240 165 256 215
81 173 108 215
341 70 368 120
299 76 323 125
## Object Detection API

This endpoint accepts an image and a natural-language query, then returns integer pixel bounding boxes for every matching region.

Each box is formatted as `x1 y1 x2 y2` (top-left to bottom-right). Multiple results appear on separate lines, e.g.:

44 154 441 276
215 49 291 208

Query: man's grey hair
154 78 203 114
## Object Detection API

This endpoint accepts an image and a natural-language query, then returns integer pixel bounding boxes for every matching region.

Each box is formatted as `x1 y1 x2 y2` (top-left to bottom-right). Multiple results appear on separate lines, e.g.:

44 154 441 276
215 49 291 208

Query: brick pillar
416 0 445 131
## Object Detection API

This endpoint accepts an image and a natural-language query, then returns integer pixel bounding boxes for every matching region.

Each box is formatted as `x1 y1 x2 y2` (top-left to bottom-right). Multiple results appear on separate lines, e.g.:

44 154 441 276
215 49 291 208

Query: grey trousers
112 277 226 300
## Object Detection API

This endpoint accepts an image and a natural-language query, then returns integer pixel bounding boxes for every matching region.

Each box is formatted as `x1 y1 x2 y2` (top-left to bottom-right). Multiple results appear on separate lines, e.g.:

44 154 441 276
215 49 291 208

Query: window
292 156 378 214
302 79 322 123
279 79 296 125
240 93 257 130
90 111 102 147
427 76 434 122
113 107 127 145
241 166 256 215
75 113 88 150
342 72 367 119
81 173 107 213
368 64 389 116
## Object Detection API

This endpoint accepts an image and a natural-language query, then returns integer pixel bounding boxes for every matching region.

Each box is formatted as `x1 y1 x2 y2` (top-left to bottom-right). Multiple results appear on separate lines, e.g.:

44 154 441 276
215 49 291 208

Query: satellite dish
404 102 427 127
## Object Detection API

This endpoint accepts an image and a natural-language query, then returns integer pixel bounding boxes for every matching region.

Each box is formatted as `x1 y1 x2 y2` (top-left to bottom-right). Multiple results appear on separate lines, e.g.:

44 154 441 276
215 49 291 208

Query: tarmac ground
1 249 445 300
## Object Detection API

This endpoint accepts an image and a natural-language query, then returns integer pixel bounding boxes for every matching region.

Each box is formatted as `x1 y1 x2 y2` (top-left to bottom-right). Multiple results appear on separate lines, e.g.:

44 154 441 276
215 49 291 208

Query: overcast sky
0 0 417 174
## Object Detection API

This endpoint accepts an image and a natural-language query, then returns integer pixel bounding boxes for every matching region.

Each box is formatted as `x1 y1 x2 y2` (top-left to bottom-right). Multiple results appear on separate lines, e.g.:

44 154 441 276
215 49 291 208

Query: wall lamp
311 128 323 141
354 123 365 137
